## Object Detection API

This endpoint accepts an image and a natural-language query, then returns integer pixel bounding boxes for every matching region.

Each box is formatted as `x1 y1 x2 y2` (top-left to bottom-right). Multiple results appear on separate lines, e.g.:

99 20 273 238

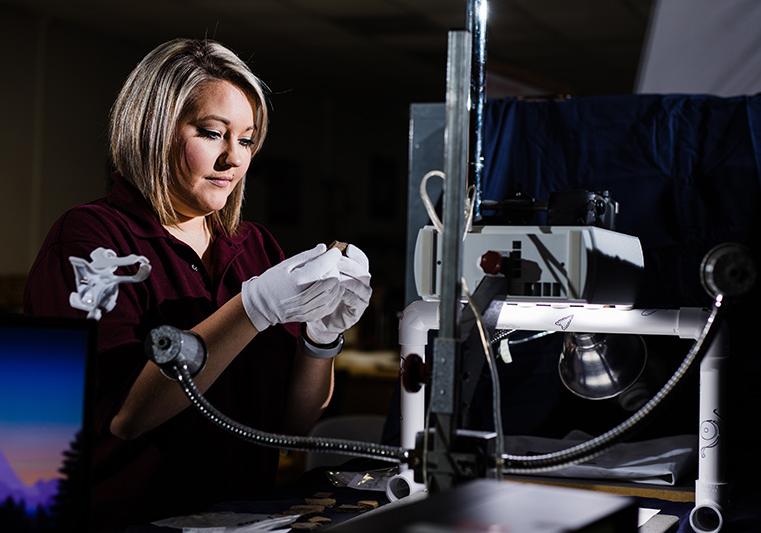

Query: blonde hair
109 38 268 235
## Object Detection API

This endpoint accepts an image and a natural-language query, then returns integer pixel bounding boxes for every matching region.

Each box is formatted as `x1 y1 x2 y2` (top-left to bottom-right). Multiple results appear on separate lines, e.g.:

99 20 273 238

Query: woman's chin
199 194 230 214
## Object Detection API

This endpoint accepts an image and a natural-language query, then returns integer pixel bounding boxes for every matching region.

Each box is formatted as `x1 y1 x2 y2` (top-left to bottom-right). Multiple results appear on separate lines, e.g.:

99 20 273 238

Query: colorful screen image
0 322 89 529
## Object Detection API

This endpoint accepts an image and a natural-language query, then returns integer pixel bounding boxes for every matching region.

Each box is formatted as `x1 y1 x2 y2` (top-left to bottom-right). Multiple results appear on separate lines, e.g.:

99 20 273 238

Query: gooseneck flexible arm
146 325 409 465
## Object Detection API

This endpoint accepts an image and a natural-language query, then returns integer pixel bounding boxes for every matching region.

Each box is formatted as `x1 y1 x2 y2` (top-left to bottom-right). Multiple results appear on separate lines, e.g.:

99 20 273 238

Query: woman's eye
197 127 221 140
239 138 254 149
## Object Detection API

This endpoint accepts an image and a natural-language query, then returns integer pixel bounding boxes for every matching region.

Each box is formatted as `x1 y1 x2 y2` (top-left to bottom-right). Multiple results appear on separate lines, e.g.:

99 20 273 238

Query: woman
24 38 371 529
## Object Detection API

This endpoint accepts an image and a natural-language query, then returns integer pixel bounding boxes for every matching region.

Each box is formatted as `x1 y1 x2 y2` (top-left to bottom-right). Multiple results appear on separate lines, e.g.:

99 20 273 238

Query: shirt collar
106 174 250 246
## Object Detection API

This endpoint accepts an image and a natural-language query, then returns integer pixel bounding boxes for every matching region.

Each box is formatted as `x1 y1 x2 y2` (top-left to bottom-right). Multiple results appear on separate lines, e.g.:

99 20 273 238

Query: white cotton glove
305 244 372 345
241 243 343 333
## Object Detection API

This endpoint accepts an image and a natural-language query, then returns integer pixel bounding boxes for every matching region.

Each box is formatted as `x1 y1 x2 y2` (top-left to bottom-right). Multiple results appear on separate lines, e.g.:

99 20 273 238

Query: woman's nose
219 144 243 168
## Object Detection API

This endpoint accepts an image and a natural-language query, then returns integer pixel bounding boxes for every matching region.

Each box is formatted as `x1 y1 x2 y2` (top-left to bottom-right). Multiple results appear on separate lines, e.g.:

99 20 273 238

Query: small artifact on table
288 504 325 515
357 500 379 509
308 516 332 524
305 497 336 507
335 504 365 513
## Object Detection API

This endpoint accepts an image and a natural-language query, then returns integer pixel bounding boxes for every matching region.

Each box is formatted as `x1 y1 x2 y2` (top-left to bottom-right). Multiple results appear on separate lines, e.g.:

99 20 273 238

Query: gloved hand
241 243 343 333
305 244 372 345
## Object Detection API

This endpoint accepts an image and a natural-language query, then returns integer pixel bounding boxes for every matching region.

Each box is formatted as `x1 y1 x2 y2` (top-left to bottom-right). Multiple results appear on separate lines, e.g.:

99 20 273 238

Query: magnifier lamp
558 332 648 400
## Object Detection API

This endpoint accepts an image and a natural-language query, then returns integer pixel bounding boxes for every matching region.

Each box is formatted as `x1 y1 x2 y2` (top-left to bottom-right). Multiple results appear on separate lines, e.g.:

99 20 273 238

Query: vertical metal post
432 30 471 410
467 0 488 219
427 30 471 493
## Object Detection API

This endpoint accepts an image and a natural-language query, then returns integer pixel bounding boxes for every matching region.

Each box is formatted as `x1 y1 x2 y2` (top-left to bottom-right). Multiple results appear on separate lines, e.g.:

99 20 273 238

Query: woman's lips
206 177 233 188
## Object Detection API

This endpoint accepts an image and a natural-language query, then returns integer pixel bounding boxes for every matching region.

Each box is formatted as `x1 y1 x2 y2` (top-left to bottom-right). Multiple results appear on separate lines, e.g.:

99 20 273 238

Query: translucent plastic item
69 247 151 320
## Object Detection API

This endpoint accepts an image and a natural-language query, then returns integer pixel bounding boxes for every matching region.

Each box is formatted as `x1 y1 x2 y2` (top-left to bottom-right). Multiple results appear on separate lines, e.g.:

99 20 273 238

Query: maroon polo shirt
24 176 300 529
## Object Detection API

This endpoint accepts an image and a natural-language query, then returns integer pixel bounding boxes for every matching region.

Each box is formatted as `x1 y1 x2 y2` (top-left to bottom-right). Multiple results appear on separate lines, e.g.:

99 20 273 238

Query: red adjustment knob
480 250 504 275
401 353 429 393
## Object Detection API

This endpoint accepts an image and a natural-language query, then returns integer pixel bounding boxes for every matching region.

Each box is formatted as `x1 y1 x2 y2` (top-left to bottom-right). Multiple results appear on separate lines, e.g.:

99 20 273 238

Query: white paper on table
638 507 661 527
504 431 696 485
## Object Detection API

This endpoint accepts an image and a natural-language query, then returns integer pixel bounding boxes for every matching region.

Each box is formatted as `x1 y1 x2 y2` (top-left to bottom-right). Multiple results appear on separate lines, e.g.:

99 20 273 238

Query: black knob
700 243 757 298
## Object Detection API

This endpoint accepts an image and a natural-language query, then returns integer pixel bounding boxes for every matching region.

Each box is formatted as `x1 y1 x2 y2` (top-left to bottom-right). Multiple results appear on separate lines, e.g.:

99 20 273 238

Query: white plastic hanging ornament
68 247 151 320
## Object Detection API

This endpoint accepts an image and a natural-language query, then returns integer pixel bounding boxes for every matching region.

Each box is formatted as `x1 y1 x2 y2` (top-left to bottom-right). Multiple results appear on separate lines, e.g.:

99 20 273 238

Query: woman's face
171 80 256 219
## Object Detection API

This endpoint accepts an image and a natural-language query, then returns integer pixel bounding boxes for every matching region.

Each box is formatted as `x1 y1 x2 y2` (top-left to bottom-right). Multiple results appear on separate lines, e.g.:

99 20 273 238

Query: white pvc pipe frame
395 300 727 533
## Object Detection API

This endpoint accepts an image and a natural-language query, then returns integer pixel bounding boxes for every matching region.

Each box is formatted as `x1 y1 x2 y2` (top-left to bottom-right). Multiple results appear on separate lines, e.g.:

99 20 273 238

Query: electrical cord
490 329 515 344
419 170 475 240
507 330 556 345
463 278 505 479
491 329 556 346
421 380 434 487
420 170 445 234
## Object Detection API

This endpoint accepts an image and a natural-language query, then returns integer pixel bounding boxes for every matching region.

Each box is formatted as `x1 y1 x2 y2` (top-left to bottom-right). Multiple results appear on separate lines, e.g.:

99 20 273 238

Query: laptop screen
0 315 95 531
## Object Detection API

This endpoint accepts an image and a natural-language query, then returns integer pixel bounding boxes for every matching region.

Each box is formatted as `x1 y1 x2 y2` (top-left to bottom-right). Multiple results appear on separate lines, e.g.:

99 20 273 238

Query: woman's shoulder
43 199 125 246
24 199 138 317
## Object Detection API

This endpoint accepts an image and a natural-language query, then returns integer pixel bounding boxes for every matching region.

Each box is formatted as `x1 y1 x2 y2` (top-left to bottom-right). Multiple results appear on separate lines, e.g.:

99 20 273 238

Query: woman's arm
282 351 335 435
110 294 257 439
